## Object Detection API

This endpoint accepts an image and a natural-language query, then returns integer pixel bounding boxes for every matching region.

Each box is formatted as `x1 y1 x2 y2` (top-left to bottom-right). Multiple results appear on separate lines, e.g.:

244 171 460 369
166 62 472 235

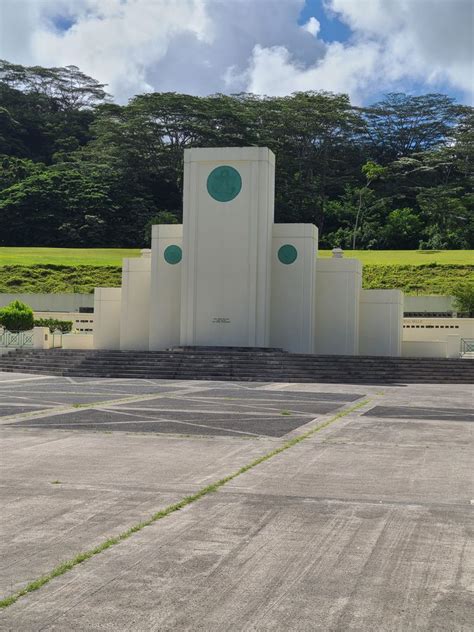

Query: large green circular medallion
278 244 298 265
164 245 182 265
207 165 242 202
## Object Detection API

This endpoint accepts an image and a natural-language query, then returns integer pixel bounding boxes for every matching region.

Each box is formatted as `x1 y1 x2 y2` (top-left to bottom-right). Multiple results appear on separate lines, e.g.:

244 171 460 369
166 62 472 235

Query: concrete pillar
33 327 51 349
120 251 151 351
270 223 318 353
93 288 121 350
314 256 362 355
149 225 183 350
359 289 403 356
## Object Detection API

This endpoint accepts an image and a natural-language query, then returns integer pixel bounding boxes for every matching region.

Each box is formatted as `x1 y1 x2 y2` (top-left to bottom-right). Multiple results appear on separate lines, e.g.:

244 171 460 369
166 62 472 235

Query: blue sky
298 0 351 43
0 0 472 105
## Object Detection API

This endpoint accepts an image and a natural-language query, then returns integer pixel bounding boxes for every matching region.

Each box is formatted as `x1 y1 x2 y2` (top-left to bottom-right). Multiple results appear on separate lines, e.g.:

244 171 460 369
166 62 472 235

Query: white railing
0 328 34 348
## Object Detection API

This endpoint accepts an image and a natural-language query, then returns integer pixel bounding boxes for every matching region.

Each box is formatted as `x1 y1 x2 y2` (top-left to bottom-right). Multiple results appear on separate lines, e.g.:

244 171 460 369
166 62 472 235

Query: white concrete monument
94 147 403 356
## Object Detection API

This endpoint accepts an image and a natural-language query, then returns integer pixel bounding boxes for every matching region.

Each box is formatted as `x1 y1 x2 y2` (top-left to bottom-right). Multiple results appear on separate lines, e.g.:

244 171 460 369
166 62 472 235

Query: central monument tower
180 147 274 347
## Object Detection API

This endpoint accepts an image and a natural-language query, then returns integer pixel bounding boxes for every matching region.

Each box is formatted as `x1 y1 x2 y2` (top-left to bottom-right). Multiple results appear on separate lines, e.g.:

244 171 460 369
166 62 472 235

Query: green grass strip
0 398 370 610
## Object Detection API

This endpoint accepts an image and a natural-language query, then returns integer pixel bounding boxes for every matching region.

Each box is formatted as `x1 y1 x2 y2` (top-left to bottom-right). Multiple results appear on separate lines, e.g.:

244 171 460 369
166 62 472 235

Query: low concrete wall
62 334 94 350
402 341 448 358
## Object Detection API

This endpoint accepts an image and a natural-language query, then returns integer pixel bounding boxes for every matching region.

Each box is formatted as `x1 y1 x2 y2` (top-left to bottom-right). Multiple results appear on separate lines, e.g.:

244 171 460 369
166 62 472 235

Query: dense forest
0 59 472 250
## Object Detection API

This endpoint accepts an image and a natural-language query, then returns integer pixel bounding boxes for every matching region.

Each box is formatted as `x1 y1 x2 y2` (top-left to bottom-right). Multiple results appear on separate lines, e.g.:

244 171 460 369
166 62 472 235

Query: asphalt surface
0 372 472 631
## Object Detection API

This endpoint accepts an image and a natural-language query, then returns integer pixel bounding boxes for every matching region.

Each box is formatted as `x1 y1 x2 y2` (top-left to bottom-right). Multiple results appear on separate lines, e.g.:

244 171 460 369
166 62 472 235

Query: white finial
332 247 344 258
141 249 152 258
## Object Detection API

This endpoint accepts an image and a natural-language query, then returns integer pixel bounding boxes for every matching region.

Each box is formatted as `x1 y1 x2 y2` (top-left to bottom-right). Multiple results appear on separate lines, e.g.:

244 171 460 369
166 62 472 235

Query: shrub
0 300 34 332
452 283 474 316
34 318 73 333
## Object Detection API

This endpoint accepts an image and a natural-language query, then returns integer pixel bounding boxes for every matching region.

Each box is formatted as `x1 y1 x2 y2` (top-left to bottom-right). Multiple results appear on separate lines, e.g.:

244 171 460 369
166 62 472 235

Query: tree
143 210 180 244
0 166 114 246
0 60 109 110
352 161 386 249
382 208 423 249
363 93 466 162
0 58 472 249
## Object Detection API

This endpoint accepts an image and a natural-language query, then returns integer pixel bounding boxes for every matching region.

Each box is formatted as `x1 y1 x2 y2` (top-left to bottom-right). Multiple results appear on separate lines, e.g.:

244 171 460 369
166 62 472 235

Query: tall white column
180 147 274 347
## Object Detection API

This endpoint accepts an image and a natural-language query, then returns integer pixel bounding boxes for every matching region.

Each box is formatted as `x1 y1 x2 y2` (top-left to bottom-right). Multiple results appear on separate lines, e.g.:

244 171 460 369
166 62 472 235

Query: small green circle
278 244 298 265
163 245 182 265
207 165 242 202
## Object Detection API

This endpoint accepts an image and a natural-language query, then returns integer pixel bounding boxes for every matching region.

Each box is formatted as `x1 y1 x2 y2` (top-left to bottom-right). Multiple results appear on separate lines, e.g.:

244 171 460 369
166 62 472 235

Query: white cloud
1 0 213 100
247 41 382 103
0 0 471 103
301 17 320 37
244 0 472 102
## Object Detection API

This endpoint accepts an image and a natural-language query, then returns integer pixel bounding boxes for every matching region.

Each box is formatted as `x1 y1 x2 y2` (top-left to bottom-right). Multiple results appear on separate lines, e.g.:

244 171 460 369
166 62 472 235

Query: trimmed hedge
34 318 73 334
0 300 34 332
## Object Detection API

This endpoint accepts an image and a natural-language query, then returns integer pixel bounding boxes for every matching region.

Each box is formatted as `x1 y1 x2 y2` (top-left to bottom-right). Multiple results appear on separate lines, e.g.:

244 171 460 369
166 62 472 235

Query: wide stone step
0 348 472 384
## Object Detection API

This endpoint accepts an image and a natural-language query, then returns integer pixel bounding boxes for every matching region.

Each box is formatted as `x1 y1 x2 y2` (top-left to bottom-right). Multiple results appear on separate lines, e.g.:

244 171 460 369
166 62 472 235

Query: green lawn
0 248 472 267
318 249 473 265
0 248 141 267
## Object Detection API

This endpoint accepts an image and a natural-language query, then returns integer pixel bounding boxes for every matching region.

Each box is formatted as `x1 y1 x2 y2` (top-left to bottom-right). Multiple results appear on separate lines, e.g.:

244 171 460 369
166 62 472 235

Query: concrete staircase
0 347 473 384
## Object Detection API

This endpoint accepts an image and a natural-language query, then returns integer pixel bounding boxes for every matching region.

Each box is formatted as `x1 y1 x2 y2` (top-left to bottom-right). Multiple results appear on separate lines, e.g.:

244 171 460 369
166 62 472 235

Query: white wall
149 225 183 350
314 257 362 355
62 333 94 350
359 289 403 356
120 253 151 351
403 318 474 341
93 288 121 349
180 147 274 348
270 223 318 353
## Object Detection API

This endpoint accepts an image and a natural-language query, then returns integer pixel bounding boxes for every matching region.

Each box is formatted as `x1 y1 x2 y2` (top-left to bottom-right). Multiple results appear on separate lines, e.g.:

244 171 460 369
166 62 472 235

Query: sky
0 0 472 105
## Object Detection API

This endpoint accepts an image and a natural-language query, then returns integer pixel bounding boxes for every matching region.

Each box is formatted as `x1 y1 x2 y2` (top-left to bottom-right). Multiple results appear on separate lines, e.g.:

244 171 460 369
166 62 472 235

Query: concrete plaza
0 372 472 630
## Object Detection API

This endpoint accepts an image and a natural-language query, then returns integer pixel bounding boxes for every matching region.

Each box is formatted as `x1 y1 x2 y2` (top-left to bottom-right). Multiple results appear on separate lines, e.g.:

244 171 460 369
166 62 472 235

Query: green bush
34 318 73 333
452 283 474 316
0 300 34 332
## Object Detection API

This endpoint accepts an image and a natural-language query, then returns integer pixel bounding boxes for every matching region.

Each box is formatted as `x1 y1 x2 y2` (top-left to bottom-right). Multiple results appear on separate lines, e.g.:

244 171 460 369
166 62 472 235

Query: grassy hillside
0 263 472 296
0 248 472 267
